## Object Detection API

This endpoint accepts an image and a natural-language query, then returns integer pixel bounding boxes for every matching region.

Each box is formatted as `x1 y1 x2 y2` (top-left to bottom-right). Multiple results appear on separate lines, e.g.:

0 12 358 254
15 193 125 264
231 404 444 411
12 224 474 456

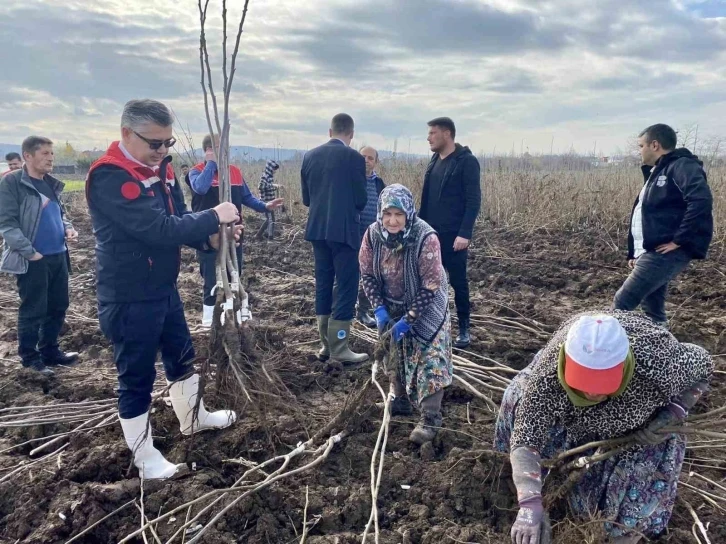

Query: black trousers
198 246 243 306
438 232 471 318
260 211 276 239
98 290 195 419
311 240 359 321
16 253 70 365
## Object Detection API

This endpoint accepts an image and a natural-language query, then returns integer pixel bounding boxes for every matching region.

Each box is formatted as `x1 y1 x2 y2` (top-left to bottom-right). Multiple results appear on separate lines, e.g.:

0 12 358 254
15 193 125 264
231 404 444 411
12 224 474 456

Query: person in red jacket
86 99 241 480
189 134 283 327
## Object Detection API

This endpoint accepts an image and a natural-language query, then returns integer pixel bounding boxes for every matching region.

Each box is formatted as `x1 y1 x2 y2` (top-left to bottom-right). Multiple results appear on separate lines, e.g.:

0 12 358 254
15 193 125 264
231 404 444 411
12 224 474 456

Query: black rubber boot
22 357 55 377
454 315 471 349
42 351 79 366
390 396 413 416
357 310 376 328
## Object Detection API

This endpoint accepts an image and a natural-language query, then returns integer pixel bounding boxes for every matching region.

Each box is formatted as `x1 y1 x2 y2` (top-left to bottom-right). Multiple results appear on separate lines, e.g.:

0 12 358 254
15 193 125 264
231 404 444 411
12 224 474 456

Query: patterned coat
511 309 713 454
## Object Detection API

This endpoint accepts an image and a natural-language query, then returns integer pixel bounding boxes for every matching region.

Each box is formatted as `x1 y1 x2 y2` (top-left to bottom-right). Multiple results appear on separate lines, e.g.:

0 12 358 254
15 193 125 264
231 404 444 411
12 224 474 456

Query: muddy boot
454 315 471 349
316 315 330 361
328 319 369 365
409 410 442 445
21 355 55 377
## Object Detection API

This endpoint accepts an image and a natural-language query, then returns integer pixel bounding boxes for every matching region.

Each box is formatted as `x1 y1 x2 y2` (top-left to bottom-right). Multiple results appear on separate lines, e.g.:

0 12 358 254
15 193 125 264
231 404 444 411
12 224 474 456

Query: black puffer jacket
628 148 713 259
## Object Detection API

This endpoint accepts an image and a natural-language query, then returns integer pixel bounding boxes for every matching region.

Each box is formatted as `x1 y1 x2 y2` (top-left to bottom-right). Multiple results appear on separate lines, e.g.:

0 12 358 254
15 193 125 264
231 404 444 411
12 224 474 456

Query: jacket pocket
0 248 28 275
146 249 179 291
114 250 150 292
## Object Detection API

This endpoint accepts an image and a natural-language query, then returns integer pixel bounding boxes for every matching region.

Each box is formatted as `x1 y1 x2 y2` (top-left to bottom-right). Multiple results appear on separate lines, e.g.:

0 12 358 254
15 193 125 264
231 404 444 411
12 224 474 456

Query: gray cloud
1 0 725 154
0 4 285 105
584 69 695 92
523 0 726 62
281 0 569 79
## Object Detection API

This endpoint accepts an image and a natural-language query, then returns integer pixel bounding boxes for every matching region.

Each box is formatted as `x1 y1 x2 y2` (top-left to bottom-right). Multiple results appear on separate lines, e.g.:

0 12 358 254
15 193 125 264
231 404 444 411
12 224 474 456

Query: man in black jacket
302 113 369 365
614 123 713 326
419 117 481 348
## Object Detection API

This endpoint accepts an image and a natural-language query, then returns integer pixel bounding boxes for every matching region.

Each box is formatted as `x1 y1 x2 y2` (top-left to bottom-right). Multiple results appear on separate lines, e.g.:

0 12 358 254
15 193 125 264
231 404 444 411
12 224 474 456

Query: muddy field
0 193 724 543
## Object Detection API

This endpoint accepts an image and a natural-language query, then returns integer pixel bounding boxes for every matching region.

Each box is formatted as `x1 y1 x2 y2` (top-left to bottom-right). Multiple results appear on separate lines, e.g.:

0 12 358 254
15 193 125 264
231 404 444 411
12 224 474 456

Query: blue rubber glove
374 306 391 335
391 318 411 342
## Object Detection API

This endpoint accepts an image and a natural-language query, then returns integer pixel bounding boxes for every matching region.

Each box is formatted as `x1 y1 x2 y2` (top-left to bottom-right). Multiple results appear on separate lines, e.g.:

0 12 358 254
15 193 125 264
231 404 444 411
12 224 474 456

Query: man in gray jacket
0 136 79 376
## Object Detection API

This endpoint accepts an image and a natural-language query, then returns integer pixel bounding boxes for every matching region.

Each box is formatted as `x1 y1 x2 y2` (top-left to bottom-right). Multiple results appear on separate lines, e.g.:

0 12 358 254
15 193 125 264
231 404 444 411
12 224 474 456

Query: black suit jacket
301 139 367 249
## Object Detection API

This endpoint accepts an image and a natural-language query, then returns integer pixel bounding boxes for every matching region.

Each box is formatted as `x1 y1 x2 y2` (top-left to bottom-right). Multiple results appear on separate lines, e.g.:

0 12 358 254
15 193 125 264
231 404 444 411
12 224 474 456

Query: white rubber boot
167 374 237 436
238 293 252 323
119 412 182 480
201 304 214 328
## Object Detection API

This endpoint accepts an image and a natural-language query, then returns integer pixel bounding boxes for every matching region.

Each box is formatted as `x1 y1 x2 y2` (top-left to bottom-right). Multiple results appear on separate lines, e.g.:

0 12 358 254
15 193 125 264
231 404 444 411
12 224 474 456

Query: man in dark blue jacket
419 117 481 348
86 99 241 480
302 113 369 365
614 123 713 326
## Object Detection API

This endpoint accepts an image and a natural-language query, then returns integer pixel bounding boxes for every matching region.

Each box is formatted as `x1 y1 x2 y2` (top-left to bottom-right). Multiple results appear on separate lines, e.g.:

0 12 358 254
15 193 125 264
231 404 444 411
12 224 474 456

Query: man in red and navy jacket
86 99 241 480
189 134 283 327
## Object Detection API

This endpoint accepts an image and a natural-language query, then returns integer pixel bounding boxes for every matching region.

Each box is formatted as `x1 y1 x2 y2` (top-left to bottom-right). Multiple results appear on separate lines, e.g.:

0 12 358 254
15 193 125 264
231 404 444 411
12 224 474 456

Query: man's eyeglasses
132 130 176 151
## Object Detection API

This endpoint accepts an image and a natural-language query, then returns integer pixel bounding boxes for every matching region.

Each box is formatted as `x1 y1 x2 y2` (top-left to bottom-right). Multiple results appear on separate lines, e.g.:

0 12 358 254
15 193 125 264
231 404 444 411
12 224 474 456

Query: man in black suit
302 113 369 364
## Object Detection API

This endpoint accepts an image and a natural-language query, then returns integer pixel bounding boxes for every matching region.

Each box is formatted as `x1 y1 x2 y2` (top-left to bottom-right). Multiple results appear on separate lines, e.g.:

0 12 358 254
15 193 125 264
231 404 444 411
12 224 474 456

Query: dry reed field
0 158 724 543
246 156 725 245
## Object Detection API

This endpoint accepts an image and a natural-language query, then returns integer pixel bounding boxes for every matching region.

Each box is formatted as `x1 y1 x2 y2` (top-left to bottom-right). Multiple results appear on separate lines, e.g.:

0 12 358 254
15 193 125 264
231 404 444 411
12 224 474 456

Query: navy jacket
87 144 220 303
301 139 367 250
419 144 482 239
628 148 713 260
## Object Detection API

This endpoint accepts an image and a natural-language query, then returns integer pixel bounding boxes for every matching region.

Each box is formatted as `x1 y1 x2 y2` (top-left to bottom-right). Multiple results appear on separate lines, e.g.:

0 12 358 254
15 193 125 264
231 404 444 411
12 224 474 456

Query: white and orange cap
564 315 629 395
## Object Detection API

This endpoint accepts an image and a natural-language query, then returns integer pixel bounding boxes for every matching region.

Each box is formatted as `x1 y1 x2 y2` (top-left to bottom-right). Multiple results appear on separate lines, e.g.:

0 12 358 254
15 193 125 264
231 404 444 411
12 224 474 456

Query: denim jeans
613 249 691 324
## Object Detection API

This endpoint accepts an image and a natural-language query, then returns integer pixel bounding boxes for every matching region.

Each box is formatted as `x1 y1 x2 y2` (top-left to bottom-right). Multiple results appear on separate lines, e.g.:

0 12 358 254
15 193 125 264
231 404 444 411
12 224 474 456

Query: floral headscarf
376 184 417 251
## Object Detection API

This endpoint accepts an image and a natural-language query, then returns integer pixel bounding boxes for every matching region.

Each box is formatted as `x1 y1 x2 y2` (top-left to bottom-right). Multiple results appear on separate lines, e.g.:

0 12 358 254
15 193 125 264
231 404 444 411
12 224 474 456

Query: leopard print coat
511 310 714 454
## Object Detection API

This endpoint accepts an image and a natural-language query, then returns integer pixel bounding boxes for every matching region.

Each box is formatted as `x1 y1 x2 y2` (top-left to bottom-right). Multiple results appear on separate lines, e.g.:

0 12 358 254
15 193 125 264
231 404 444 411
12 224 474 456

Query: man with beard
614 123 713 326
419 117 481 348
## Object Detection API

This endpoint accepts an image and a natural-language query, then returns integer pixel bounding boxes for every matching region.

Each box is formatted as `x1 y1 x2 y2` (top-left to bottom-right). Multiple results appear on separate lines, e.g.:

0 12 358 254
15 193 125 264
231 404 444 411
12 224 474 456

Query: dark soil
0 195 724 543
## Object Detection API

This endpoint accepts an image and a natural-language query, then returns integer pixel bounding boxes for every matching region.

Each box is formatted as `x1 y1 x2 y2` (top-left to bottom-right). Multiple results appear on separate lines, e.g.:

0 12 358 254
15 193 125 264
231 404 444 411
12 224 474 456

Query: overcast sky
1 0 725 156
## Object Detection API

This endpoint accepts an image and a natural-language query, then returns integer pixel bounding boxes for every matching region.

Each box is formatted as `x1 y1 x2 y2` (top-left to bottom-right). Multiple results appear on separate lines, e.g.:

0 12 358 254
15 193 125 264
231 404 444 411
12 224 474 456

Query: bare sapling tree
170 108 200 167
197 0 280 409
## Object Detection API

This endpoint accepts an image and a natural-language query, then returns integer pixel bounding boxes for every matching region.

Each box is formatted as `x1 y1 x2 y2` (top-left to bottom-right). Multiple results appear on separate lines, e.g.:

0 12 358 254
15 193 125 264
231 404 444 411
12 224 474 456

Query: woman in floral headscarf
359 184 453 444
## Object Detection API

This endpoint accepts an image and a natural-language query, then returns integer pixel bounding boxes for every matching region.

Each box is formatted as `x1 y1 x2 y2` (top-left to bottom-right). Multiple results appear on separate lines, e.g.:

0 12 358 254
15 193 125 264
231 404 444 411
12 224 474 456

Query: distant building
593 155 628 167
